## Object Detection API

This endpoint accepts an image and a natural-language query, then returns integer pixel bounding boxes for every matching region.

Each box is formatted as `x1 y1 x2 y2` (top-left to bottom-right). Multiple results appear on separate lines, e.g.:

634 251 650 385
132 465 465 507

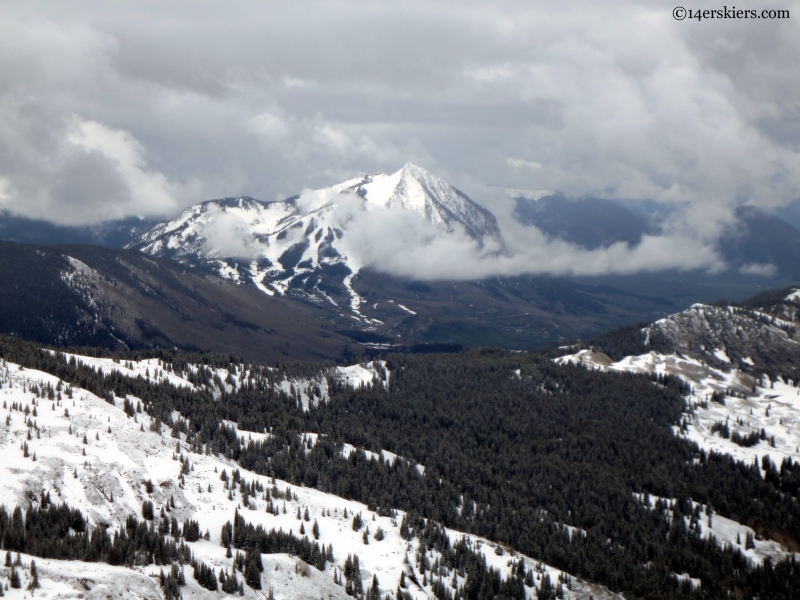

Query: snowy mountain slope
127 164 503 324
556 349 800 477
60 352 389 408
582 291 800 379
555 347 799 561
633 493 791 567
551 292 800 560
0 357 617 600
641 303 800 374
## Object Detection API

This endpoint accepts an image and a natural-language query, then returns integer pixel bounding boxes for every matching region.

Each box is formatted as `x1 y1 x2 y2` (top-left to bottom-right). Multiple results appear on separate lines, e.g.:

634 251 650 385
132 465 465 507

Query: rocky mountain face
582 287 800 380
642 302 800 376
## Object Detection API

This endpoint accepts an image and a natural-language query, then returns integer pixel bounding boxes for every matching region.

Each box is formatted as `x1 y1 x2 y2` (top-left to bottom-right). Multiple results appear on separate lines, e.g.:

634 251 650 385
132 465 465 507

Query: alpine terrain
2 280 800 598
127 164 502 325
125 165 678 350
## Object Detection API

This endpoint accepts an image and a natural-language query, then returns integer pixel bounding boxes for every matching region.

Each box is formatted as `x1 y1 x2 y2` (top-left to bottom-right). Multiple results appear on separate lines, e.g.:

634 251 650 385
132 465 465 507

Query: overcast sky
1 0 799 273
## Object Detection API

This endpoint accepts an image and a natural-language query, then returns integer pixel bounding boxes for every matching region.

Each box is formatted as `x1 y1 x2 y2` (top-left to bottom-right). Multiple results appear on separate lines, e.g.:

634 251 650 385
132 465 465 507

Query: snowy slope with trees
0 356 615 600
59 352 389 407
555 297 800 565
556 349 800 479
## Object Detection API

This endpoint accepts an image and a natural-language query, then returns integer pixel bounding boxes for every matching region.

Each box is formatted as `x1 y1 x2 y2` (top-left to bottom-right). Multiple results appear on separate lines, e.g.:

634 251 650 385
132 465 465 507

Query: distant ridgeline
556 287 800 382
0 332 799 598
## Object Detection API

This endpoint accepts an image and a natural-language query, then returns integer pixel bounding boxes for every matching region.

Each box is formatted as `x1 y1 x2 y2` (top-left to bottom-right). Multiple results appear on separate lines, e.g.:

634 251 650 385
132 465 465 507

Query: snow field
0 359 610 600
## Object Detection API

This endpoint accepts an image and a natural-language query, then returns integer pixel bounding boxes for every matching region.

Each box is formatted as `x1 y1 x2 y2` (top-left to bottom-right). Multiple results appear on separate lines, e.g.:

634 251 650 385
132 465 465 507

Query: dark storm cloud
0 1 798 275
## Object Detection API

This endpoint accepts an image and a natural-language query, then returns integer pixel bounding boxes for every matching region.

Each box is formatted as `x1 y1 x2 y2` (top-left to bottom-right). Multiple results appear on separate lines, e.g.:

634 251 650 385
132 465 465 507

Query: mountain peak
127 165 503 318
346 163 500 240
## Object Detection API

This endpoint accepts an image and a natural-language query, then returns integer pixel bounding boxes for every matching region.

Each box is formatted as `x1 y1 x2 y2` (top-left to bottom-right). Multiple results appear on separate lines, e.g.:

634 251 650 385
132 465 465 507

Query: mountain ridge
126 164 503 316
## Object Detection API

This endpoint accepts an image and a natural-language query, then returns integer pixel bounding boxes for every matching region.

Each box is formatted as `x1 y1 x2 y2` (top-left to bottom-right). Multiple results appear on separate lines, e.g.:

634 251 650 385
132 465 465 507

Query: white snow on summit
126 164 502 319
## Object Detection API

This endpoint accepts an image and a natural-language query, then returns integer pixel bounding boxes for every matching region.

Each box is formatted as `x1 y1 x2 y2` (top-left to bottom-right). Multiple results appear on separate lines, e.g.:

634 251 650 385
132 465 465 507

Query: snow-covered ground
633 493 791 566
59 352 200 390
556 349 800 471
0 358 614 600
301 432 425 475
59 353 389 409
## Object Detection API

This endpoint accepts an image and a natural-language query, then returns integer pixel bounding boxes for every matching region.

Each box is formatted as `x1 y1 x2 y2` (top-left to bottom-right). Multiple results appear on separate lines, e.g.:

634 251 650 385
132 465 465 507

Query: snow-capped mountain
126 164 502 319
350 163 500 240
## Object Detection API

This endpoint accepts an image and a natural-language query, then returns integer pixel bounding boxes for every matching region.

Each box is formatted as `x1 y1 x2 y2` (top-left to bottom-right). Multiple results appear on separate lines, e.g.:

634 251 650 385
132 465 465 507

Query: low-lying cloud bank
334 192 728 279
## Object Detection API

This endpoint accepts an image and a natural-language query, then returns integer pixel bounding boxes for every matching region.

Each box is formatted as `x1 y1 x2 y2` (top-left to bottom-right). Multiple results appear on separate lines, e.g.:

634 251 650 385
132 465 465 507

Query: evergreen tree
28 560 40 590
9 568 20 589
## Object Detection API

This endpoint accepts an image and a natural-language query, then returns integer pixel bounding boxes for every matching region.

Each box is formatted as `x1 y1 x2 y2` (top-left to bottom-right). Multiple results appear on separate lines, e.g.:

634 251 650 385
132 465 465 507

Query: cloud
335 192 726 279
739 263 778 277
65 117 178 218
0 2 797 275
507 158 543 170
201 204 262 259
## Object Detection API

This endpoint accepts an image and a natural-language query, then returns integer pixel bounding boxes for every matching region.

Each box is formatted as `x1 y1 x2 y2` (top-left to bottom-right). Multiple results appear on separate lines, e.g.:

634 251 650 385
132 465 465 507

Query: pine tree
28 560 40 590
539 574 556 600
9 568 20 589
244 549 263 590
366 574 380 600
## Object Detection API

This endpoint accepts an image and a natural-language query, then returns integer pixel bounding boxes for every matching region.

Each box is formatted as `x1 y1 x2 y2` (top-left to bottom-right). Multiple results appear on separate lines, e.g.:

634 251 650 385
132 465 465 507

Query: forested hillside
0 335 798 598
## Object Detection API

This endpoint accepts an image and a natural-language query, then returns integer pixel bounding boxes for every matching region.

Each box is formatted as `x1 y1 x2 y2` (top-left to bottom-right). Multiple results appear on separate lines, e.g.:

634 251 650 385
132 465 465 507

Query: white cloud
507 158 543 170
66 117 178 218
329 185 725 279
252 111 290 140
201 204 261 259
739 263 778 276
0 2 797 277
